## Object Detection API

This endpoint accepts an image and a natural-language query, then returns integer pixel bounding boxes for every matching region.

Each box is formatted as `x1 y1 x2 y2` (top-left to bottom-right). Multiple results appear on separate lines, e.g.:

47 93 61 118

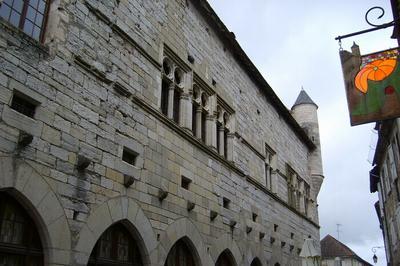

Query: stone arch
73 196 158 266
158 217 212 266
0 157 71 265
193 85 201 101
162 56 174 78
244 242 267 266
215 249 237 266
210 233 242 265
250 257 262 266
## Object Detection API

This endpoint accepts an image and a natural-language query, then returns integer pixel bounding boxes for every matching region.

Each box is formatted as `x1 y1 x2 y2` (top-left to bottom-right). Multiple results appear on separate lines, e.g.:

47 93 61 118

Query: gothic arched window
88 223 144 266
215 249 235 266
0 192 44 266
165 238 196 266
251 258 262 266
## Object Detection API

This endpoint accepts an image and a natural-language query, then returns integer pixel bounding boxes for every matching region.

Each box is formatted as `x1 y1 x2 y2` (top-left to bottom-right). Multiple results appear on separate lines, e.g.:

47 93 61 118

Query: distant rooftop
321 235 372 266
292 89 318 109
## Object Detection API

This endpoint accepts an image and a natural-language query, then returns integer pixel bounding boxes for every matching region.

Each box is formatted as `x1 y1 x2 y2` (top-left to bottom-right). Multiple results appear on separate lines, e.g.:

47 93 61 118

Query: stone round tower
291 89 324 197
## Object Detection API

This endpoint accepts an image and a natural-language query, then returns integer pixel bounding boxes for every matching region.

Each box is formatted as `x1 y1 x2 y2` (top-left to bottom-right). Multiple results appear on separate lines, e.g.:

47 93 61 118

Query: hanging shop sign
340 46 400 126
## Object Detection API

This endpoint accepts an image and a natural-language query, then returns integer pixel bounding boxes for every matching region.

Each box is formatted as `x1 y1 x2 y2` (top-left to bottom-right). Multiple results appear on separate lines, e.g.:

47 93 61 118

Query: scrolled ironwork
365 6 391 27
335 6 397 41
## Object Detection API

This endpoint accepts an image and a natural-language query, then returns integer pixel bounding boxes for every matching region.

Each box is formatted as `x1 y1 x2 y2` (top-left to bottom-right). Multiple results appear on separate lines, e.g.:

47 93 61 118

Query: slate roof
321 235 372 266
292 89 318 109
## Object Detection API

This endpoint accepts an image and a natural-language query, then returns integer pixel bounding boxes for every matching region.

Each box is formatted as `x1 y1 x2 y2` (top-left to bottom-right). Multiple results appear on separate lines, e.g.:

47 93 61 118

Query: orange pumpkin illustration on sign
355 59 396 93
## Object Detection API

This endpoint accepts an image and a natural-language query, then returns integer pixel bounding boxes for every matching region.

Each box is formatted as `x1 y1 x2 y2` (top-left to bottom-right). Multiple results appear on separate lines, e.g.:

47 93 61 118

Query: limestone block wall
0 0 322 265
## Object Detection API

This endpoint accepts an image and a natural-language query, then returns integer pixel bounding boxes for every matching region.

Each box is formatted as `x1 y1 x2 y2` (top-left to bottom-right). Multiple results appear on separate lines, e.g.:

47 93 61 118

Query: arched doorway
165 238 196 266
251 257 262 266
216 249 236 266
88 222 144 265
0 192 44 266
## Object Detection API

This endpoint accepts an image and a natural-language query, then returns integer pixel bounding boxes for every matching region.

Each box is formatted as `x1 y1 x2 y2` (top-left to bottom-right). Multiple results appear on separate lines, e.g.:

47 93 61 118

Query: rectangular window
122 148 138 166
161 79 169 116
274 224 278 232
216 122 221 153
265 144 276 190
192 102 198 136
201 111 207 143
181 176 191 190
223 129 228 159
11 92 38 118
223 197 230 209
173 88 181 123
0 0 49 42
252 213 258 222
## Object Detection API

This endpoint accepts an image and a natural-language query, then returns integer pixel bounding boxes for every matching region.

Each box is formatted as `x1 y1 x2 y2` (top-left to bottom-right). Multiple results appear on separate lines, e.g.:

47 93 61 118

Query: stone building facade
0 0 324 265
370 118 400 265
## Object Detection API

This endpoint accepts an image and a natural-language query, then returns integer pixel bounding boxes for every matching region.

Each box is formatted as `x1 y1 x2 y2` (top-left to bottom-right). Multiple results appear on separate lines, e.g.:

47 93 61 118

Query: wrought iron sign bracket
335 6 399 43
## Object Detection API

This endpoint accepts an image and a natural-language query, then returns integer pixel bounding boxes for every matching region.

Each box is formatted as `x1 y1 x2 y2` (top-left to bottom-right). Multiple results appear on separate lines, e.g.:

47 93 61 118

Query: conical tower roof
291 88 318 110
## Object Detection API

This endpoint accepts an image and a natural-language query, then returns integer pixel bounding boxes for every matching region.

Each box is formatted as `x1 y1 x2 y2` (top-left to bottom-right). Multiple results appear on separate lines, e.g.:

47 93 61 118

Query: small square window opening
11 92 38 118
223 197 230 209
181 176 191 190
274 224 279 232
122 148 138 166
252 213 258 222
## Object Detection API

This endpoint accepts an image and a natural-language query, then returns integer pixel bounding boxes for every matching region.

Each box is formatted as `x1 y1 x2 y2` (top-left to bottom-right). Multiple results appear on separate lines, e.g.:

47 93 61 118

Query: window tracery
0 193 43 266
88 223 143 266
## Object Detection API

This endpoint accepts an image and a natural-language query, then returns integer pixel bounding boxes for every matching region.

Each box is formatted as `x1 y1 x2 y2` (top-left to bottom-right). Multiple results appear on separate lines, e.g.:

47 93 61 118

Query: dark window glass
122 148 137 166
88 223 143 266
173 89 181 123
165 239 195 266
0 193 44 266
201 111 206 143
250 258 262 266
11 93 38 118
224 129 228 159
216 250 235 266
252 213 257 222
223 197 230 209
216 123 221 152
181 176 191 190
161 79 169 116
192 102 197 136
0 0 49 41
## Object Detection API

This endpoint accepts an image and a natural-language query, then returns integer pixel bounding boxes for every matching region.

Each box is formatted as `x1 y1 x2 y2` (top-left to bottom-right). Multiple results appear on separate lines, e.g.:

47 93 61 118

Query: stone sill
0 18 49 55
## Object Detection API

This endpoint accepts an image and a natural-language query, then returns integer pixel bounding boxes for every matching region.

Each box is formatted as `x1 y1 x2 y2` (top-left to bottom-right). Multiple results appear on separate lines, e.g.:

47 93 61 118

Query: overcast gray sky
207 1 398 265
